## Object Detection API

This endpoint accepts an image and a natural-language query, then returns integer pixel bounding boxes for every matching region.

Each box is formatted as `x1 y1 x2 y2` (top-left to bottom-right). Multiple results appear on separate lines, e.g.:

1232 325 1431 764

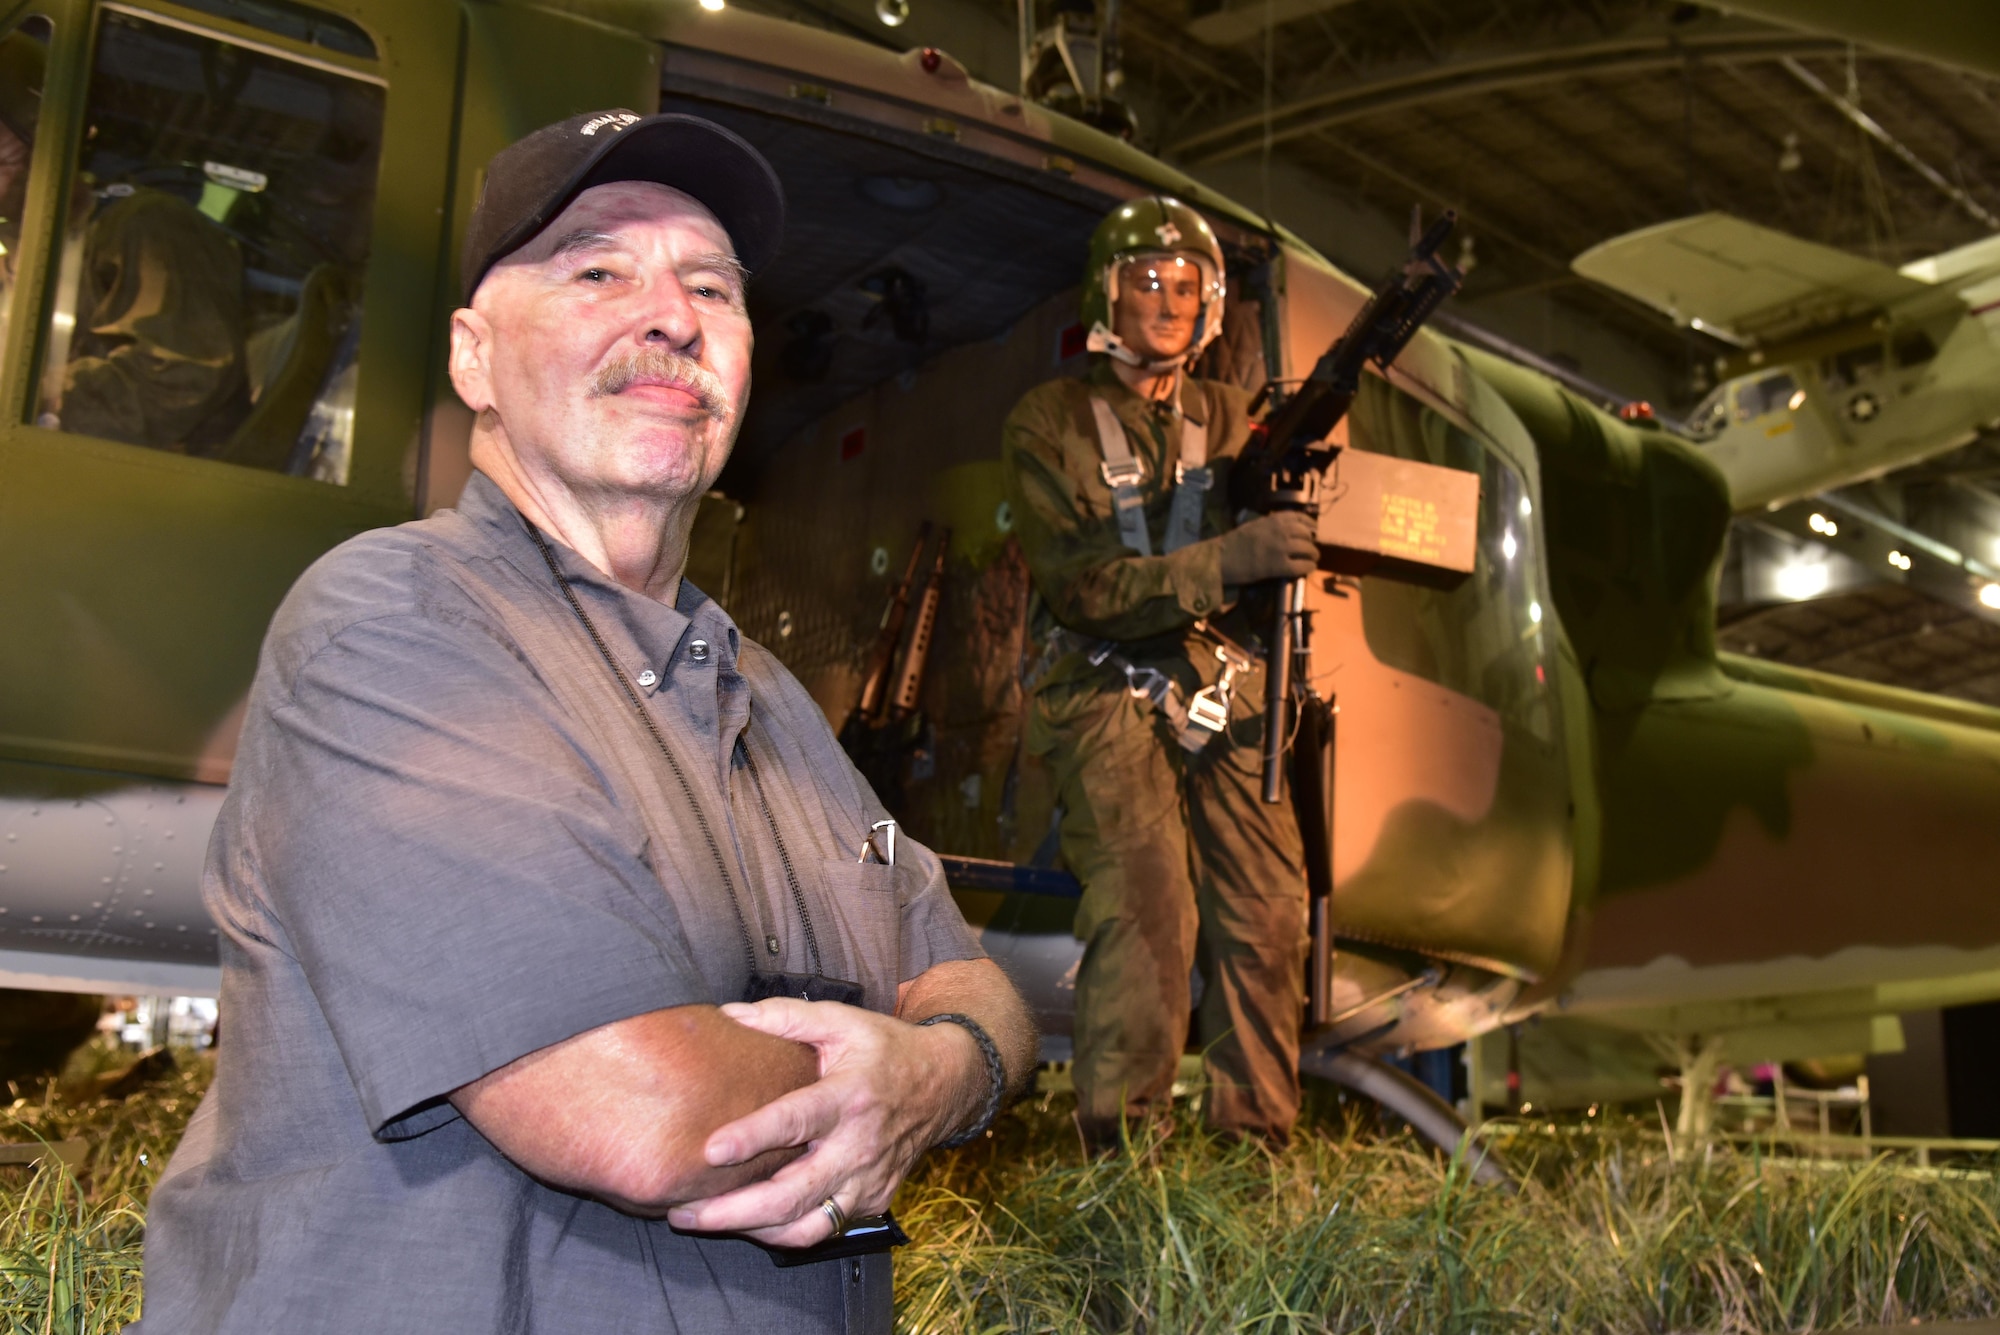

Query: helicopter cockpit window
0 16 52 368
33 8 383 484
1734 371 1799 422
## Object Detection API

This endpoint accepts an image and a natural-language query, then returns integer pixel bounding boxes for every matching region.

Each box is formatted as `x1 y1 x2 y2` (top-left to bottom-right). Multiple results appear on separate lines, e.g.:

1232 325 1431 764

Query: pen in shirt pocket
857 818 896 866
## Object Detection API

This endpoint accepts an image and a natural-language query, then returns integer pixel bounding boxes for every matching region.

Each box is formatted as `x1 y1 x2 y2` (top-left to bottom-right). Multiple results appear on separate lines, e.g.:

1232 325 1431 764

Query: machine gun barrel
1260 577 1307 803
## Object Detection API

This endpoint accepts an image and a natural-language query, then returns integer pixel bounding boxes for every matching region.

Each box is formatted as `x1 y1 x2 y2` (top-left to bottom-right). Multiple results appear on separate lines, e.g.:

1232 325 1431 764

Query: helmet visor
1110 251 1221 309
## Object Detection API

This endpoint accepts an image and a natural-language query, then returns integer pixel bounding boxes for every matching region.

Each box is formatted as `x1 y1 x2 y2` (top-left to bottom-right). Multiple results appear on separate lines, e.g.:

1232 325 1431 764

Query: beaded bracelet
918 1012 1005 1148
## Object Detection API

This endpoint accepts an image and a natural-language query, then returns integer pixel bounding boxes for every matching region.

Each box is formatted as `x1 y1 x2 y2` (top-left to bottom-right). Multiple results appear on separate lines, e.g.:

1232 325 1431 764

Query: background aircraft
1573 212 2000 513
2 0 1999 1147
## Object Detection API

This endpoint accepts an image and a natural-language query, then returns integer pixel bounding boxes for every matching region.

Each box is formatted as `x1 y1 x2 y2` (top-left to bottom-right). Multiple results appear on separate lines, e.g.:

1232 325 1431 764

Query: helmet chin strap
1087 320 1191 378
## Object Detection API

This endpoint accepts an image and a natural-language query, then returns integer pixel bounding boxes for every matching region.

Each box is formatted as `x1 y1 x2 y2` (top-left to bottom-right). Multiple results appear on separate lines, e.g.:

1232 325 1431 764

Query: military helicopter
1574 211 2000 512
1 0 1998 1152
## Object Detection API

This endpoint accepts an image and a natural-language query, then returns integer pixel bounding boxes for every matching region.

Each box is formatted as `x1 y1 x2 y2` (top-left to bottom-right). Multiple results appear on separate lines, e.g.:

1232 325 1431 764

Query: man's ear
448 306 495 414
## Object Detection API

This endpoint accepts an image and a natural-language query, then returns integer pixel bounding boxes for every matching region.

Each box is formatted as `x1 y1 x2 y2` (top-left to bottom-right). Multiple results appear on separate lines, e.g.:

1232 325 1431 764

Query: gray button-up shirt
136 471 983 1334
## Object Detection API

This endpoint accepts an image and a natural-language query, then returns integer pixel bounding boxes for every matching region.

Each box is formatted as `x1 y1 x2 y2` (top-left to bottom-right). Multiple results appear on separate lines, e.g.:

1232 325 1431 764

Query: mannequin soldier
1001 197 1316 1148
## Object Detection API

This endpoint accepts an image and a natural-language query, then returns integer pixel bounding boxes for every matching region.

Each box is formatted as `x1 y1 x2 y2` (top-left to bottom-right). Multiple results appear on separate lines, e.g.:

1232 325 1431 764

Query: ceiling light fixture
1982 583 2000 610
876 0 910 25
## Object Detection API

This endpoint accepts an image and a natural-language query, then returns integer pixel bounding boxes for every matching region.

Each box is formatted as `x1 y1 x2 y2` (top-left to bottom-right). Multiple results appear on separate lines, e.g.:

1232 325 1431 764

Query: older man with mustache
135 111 1035 1335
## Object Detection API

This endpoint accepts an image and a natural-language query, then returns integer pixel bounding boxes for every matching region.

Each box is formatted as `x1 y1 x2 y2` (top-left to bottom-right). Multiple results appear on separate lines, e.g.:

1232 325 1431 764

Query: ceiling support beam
1170 26 1844 167
1780 56 2000 230
1183 0 1362 51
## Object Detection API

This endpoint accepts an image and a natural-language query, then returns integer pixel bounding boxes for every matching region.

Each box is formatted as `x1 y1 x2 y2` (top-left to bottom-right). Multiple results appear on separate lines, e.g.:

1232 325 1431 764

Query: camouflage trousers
1030 648 1308 1144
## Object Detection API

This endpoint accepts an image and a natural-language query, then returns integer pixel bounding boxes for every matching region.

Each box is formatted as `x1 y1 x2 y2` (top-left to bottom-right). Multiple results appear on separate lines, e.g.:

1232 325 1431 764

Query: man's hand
665 999 982 1246
1217 510 1319 584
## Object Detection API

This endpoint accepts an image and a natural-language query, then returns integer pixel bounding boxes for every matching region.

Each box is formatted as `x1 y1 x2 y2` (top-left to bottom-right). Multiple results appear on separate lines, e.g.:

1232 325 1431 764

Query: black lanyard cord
737 738 824 978
521 517 764 979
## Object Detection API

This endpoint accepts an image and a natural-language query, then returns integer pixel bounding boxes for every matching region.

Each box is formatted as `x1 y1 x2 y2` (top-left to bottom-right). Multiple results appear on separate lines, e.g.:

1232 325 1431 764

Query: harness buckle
1185 685 1230 734
1123 665 1172 707
1100 458 1145 490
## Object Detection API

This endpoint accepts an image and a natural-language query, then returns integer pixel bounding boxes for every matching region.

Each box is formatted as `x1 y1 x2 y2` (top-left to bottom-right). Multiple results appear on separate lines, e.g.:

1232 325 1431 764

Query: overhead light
1788 388 1807 410
875 0 910 25
1691 317 1707 331
1888 550 1912 571
1519 496 1533 519
1501 531 1517 562
1808 512 1838 537
1528 601 1543 624
699 0 725 11
1775 560 1830 601
1982 583 2000 610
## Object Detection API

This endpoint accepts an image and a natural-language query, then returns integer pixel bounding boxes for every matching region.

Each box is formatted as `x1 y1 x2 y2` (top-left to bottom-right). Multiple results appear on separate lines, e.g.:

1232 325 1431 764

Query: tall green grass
0 1053 1997 1333
0 1040 210 1333
894 1091 2000 1334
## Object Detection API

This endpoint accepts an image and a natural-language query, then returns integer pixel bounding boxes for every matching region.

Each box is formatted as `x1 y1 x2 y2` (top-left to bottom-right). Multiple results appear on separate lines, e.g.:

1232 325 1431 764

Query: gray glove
1216 510 1320 585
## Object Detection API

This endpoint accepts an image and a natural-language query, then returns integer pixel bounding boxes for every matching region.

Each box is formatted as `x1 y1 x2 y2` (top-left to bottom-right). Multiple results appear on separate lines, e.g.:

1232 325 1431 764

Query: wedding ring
819 1196 849 1238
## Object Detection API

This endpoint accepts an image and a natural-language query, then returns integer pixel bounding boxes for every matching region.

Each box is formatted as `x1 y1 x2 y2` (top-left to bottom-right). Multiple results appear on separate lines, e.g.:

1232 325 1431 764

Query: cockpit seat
215 263 343 474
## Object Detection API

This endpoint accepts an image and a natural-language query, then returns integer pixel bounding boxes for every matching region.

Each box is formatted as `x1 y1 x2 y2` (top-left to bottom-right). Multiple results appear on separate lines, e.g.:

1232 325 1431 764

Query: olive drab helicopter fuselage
1 0 1999 1124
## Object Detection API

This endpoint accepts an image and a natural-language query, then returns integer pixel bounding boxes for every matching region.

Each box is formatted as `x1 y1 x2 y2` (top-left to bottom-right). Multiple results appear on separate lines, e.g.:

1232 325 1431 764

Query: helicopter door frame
0 0 84 424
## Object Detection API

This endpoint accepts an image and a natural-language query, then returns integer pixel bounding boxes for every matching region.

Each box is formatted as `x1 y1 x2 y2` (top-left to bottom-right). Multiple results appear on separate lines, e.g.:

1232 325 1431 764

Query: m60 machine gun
1231 211 1467 1027
1233 209 1465 803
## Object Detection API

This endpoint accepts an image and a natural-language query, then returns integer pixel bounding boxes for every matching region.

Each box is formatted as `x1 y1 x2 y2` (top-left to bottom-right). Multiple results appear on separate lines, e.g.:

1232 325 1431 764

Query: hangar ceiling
1719 584 2000 708
1127 0 2000 396
750 0 2000 411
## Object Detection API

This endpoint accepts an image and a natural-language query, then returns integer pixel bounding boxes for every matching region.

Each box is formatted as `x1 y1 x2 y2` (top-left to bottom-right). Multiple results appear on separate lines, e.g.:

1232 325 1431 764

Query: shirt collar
1086 358 1207 425
457 470 743 692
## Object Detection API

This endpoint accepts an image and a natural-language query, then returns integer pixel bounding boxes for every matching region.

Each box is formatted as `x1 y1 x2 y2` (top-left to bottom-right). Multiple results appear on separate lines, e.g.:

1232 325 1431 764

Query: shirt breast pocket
820 860 902 1014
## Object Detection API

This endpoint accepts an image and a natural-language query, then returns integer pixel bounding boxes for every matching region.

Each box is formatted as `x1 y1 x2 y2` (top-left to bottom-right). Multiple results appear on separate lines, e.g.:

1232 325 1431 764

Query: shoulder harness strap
1163 412 1211 555
1089 396 1153 558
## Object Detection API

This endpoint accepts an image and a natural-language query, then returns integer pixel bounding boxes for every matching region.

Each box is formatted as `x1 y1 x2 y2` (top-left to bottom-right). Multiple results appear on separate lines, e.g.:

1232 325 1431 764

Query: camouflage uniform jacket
1002 359 1261 692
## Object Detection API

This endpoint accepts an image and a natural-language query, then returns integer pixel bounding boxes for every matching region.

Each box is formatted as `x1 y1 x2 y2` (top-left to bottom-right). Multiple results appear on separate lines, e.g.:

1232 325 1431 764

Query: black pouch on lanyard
741 970 865 1007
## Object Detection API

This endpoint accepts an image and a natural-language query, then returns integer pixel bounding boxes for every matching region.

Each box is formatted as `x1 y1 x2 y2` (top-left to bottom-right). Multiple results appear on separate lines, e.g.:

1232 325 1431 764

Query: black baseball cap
460 110 785 303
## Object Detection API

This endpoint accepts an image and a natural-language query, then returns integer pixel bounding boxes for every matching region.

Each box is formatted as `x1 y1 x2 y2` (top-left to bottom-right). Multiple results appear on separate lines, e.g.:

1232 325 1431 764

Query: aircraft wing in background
1573 212 1937 345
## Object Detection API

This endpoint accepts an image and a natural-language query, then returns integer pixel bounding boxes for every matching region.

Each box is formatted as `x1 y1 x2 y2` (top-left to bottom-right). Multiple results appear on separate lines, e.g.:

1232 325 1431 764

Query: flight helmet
1081 195 1226 372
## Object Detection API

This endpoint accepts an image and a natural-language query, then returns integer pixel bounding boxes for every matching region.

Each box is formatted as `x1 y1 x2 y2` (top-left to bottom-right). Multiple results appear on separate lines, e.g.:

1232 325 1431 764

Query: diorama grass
0 1048 1997 1333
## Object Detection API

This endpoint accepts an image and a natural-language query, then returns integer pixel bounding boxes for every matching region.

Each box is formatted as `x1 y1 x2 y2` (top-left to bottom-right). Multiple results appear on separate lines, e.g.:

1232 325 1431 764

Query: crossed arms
450 955 1036 1246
